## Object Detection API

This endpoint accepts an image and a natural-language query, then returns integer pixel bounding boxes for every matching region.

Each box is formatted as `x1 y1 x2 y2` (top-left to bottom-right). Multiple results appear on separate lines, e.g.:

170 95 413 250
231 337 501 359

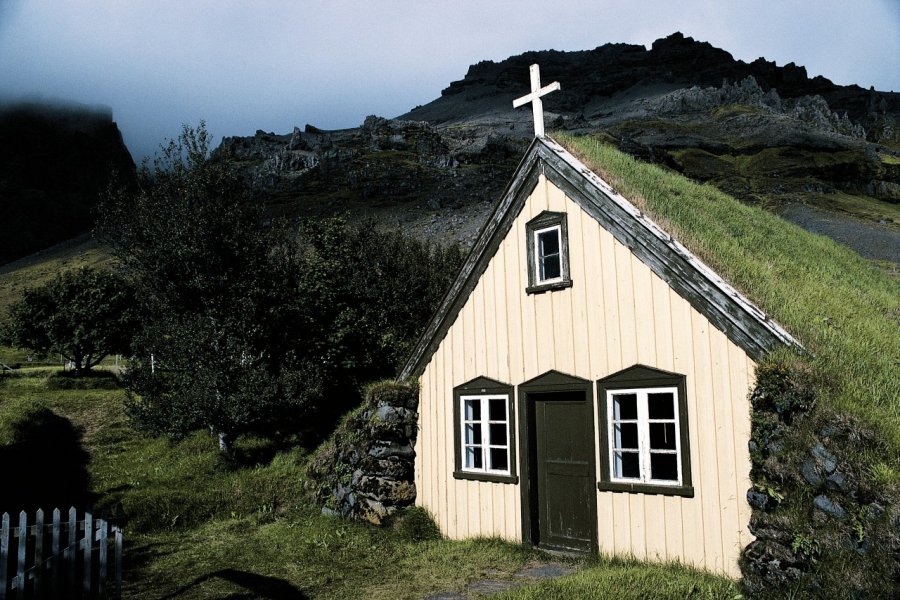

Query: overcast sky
1 0 897 161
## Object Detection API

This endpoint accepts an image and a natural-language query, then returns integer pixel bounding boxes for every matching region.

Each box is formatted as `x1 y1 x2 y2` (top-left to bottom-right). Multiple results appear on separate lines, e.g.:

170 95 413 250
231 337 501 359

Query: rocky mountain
217 33 899 258
0 102 135 264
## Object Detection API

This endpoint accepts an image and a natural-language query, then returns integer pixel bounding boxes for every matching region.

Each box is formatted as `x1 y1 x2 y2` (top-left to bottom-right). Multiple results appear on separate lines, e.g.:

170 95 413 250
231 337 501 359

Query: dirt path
778 204 899 263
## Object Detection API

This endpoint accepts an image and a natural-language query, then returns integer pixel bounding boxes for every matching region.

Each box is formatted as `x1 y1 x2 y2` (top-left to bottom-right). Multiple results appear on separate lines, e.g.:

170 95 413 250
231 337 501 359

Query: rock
813 494 846 519
811 443 837 474
368 442 415 459
742 539 806 592
357 498 390 525
825 472 851 493
801 458 823 487
747 489 770 510
357 476 416 505
866 502 885 521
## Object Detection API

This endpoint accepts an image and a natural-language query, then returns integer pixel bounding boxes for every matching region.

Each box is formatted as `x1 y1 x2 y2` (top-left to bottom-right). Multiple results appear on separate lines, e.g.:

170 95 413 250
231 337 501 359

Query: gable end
400 137 801 380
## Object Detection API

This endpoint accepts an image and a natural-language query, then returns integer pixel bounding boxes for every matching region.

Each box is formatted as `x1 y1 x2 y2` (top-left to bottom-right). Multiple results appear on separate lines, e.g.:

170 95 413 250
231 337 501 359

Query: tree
97 123 312 455
3 267 136 375
97 123 465 455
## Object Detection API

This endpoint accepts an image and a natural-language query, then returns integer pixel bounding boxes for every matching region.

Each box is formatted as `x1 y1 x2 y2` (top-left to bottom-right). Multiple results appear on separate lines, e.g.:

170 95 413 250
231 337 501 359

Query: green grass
0 235 112 317
494 556 741 599
558 133 900 456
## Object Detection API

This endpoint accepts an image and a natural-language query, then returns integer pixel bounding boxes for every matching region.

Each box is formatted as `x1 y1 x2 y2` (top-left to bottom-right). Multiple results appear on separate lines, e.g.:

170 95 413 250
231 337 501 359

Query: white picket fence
0 507 122 599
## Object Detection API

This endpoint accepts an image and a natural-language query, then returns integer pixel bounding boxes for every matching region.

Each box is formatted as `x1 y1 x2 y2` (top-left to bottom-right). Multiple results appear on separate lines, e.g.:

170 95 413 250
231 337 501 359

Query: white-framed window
525 211 572 294
607 386 682 485
533 225 562 284
460 394 511 475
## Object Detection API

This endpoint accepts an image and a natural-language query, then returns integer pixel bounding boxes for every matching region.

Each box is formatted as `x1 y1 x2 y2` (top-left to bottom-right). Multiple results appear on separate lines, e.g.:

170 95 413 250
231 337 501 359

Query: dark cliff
0 102 135 264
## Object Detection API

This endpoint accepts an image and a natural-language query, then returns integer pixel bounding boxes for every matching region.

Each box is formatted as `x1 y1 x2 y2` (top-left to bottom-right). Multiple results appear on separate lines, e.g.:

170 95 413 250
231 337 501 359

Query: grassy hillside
558 133 900 456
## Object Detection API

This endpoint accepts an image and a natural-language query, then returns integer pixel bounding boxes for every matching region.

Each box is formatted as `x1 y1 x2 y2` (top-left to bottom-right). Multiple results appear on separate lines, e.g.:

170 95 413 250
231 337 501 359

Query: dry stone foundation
306 380 419 524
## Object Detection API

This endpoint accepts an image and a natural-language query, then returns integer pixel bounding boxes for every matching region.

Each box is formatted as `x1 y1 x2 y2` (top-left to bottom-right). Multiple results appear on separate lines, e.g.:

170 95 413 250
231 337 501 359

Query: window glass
488 398 506 421
536 227 561 282
614 423 639 449
607 386 682 486
460 394 510 475
613 393 638 420
649 423 676 450
465 423 480 445
615 451 640 479
648 392 674 419
490 448 508 471
464 399 480 421
466 446 482 469
650 453 678 481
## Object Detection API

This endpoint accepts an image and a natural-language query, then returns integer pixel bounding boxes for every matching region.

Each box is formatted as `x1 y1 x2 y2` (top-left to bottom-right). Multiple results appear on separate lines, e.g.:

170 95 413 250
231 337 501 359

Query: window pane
538 229 559 255
489 423 507 446
614 451 640 479
541 255 561 280
650 453 678 481
613 394 638 420
465 423 481 445
649 422 677 450
464 399 480 421
489 448 508 471
465 446 482 469
488 398 506 421
648 392 675 419
613 423 638 449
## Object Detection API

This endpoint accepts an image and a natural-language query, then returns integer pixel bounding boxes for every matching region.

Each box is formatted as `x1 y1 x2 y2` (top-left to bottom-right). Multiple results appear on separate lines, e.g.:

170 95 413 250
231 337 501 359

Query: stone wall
306 380 418 524
741 362 899 598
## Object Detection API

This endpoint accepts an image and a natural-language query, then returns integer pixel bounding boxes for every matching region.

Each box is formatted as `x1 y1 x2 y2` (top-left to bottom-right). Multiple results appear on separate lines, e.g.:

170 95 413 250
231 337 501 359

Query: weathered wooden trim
452 376 518 484
525 211 572 294
596 364 694 498
400 136 801 380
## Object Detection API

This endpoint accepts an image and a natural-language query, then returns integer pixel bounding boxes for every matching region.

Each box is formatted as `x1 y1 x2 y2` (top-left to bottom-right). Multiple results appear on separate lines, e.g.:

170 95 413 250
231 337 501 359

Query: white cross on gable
513 64 561 138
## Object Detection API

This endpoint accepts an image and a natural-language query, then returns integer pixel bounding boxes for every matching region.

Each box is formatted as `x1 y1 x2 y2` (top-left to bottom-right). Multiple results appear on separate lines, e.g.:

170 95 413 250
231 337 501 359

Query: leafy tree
3 267 136 375
98 122 464 455
97 123 312 455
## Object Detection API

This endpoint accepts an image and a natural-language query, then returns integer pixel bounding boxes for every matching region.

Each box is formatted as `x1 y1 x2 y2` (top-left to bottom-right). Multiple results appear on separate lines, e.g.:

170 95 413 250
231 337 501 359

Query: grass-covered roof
557 133 900 459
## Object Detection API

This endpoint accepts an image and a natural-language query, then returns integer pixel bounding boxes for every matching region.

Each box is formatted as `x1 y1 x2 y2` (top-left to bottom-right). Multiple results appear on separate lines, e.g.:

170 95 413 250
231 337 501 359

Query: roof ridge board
539 137 802 351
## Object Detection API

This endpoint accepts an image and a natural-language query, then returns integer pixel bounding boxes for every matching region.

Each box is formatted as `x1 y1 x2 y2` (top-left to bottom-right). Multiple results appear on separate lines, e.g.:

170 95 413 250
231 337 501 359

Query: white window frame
460 394 512 476
606 386 682 486
533 224 563 285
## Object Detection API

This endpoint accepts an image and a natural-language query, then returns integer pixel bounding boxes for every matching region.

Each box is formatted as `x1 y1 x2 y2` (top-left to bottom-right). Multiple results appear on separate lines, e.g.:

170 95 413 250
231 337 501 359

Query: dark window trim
596 365 694 498
525 211 572 294
517 370 597 550
453 376 518 484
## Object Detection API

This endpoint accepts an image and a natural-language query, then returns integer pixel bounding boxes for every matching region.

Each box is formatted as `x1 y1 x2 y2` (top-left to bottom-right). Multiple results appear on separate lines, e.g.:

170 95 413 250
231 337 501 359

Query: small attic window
526 211 572 294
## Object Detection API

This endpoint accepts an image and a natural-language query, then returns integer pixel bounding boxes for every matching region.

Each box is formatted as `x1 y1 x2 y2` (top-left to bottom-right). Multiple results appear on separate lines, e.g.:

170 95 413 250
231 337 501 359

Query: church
400 66 800 576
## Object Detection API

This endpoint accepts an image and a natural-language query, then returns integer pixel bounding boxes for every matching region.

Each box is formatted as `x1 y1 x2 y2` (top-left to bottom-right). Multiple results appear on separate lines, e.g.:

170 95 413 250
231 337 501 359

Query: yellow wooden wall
415 174 756 577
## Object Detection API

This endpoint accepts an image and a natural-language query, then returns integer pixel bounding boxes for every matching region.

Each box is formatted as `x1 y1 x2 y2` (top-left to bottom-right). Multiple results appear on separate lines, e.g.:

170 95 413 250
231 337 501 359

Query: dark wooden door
532 391 597 552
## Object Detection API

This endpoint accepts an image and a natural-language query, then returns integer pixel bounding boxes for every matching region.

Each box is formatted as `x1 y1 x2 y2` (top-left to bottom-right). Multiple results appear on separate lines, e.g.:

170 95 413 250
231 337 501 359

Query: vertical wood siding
414 175 755 577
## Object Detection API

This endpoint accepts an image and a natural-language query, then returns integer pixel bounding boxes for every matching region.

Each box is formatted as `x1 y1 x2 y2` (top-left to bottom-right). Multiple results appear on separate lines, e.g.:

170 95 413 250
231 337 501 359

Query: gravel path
778 204 899 263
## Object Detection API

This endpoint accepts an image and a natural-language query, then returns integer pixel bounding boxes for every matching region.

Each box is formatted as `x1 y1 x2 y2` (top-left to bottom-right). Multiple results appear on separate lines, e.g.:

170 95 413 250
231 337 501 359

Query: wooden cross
513 64 561 138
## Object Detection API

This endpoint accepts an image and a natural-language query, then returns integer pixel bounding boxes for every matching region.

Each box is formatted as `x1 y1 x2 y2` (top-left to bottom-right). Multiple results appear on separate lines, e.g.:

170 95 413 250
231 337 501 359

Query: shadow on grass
0 406 94 514
160 568 308 599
